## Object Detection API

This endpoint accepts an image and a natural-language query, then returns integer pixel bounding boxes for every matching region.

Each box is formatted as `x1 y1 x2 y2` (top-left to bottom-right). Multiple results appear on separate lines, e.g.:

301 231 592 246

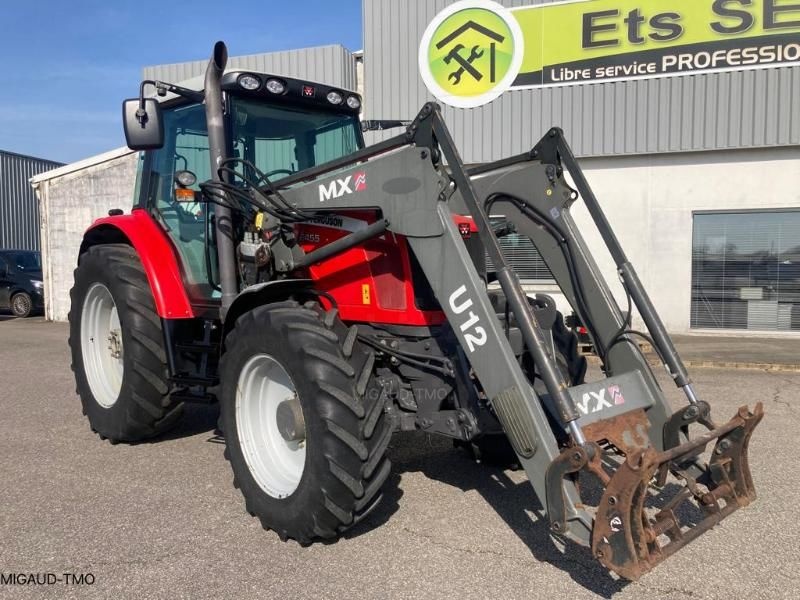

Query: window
486 216 555 282
231 98 361 176
8 251 41 272
691 211 800 331
146 103 215 297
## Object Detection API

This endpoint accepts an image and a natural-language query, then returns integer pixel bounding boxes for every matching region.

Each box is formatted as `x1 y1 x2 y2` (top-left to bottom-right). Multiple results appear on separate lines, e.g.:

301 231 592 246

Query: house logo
419 0 524 109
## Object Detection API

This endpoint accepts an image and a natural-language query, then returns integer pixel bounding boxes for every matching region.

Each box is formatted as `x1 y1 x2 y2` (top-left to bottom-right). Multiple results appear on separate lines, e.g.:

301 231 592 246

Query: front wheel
219 301 393 543
10 292 32 318
68 244 183 442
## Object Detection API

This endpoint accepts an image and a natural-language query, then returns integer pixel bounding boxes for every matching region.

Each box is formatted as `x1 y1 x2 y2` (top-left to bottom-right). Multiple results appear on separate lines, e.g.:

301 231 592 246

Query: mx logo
318 172 367 202
354 171 367 192
576 385 626 417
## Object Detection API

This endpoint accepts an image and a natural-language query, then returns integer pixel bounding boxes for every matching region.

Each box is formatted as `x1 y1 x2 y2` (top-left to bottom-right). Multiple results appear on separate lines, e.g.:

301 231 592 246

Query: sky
0 0 363 164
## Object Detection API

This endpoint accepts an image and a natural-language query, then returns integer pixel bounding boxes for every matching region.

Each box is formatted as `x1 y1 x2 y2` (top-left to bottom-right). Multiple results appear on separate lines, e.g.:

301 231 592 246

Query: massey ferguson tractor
69 42 763 580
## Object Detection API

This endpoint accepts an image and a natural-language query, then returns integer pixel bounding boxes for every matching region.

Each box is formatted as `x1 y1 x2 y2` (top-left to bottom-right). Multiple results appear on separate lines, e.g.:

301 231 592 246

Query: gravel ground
0 317 797 599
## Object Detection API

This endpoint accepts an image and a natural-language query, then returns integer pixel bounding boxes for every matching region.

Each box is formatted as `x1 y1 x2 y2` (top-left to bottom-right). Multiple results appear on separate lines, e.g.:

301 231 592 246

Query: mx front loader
69 42 763 580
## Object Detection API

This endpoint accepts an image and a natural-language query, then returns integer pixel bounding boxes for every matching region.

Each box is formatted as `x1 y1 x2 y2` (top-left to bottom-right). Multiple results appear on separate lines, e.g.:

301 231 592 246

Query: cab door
139 103 218 302
0 256 11 308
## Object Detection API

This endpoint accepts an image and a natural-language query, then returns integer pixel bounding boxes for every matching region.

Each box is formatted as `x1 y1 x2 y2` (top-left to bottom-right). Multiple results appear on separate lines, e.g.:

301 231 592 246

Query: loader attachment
588 402 763 580
466 122 765 579
257 102 764 579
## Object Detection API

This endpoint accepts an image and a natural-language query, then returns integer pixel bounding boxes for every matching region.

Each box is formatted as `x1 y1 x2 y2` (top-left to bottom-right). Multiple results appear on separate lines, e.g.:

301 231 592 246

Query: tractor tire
218 300 392 543
10 292 33 318
471 310 586 468
68 244 182 443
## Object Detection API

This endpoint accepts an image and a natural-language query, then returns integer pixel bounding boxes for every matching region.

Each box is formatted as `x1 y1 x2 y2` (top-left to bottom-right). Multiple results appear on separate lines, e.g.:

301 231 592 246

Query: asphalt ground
670 334 800 371
1 316 798 599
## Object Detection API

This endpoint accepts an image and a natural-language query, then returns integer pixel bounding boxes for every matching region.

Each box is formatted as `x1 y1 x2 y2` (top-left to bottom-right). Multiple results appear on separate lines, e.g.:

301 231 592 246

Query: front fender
80 208 194 319
223 279 315 339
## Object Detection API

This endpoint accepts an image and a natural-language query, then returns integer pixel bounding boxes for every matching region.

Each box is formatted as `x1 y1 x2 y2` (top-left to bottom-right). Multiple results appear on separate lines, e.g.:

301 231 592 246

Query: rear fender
79 209 194 319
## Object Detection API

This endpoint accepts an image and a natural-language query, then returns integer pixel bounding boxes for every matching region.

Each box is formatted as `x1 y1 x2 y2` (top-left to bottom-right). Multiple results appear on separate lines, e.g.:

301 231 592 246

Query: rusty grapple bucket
582 401 764 580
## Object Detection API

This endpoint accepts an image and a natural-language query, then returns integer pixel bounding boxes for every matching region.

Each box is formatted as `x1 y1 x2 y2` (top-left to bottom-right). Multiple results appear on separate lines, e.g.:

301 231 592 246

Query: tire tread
219 300 392 544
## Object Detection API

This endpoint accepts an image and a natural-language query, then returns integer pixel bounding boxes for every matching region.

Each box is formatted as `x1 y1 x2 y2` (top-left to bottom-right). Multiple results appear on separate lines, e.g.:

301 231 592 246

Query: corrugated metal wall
363 0 800 162
0 151 63 251
144 45 359 90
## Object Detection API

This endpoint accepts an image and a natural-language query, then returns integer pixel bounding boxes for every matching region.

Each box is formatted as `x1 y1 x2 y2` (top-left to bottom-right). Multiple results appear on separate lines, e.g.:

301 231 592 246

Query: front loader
69 42 762 580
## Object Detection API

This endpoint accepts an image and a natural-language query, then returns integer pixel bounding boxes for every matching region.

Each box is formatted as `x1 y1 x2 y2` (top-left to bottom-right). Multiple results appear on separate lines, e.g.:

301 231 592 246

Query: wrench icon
445 44 484 85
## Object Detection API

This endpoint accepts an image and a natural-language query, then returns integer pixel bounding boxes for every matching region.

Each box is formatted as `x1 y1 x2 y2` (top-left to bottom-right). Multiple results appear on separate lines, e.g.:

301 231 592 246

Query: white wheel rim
80 283 124 408
236 354 306 499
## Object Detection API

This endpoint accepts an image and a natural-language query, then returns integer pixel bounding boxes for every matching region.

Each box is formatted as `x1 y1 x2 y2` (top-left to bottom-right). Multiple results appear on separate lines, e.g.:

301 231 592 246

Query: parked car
0 250 44 318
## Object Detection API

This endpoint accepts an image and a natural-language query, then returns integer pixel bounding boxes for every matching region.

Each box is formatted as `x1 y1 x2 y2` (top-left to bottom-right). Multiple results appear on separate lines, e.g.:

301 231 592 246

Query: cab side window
146 103 217 299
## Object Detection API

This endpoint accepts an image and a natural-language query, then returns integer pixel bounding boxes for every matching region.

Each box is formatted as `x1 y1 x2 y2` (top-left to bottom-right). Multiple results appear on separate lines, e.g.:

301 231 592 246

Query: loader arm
240 103 761 579
267 103 595 542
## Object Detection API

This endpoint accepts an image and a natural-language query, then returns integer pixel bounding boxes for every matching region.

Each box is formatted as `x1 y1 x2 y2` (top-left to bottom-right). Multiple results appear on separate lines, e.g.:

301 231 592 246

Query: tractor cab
127 71 364 301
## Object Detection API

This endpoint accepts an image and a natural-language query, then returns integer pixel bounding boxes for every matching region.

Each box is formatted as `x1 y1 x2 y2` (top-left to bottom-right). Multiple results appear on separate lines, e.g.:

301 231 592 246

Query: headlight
33 280 43 290
174 170 197 188
237 74 261 91
265 78 286 94
346 95 361 110
326 90 344 105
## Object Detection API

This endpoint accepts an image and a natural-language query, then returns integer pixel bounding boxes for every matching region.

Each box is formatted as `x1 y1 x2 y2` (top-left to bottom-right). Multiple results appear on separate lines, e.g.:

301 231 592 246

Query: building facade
1 150 63 251
31 3 800 334
363 0 800 334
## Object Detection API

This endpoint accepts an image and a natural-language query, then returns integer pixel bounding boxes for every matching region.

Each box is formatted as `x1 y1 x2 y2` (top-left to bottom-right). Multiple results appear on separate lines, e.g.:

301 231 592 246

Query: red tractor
69 43 762 580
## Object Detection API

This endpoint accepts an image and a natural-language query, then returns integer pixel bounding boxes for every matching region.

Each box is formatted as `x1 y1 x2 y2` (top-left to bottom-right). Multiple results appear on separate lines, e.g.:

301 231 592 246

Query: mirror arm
136 80 205 125
154 82 205 104
136 80 155 125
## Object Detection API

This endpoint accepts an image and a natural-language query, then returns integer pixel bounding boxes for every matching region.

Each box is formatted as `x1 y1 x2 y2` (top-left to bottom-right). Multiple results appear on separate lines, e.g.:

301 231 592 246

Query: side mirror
123 98 164 150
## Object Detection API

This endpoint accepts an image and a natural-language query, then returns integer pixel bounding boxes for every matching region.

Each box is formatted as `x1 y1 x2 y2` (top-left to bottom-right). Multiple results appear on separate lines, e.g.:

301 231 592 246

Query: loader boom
254 103 764 577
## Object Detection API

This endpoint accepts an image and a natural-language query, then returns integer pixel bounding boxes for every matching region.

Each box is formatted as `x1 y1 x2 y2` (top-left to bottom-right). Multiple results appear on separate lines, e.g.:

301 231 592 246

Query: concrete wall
34 150 137 321
529 146 800 335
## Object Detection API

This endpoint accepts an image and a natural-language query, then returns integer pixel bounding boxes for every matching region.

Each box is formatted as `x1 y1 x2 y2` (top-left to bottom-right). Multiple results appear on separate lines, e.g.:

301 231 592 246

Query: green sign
419 1 524 107
419 0 800 108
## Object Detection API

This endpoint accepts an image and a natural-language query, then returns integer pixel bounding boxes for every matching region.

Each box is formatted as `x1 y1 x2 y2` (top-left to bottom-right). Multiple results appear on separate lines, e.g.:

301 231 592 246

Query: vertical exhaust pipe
204 41 237 319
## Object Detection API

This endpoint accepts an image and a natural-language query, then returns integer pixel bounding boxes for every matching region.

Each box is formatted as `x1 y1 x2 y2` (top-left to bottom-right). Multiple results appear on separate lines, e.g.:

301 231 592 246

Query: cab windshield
231 97 362 178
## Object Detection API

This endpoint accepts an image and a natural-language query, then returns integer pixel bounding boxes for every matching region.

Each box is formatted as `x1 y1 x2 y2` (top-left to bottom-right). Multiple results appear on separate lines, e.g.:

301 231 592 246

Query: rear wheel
219 300 393 543
69 244 182 442
10 292 32 318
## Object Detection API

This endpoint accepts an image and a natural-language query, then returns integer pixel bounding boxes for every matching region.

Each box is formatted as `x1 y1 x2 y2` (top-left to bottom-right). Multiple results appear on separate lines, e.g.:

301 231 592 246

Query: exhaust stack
204 41 237 319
